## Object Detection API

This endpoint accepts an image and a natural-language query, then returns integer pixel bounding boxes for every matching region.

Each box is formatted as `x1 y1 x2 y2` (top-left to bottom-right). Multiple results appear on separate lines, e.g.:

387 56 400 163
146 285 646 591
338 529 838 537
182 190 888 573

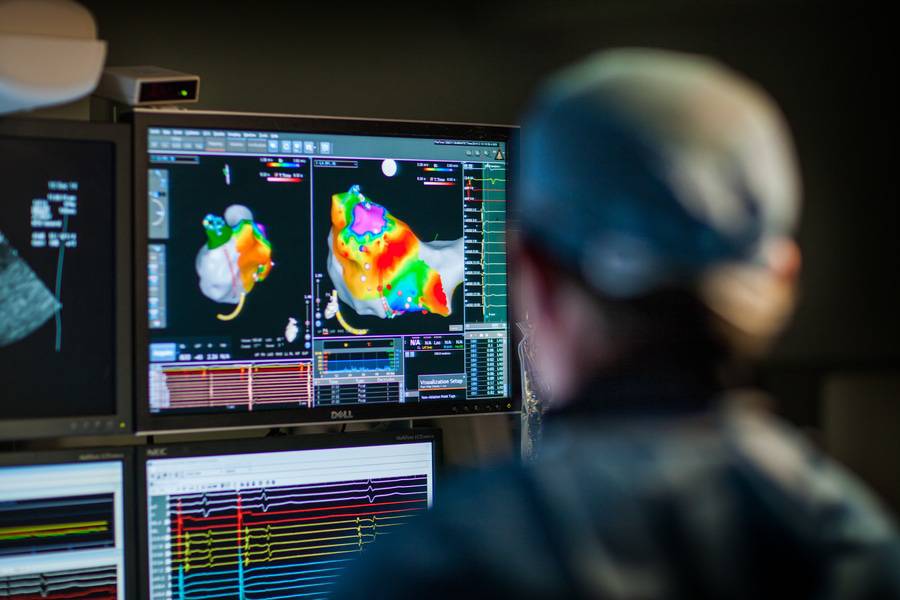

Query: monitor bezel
129 109 521 434
0 446 136 600
0 118 133 440
136 428 442 600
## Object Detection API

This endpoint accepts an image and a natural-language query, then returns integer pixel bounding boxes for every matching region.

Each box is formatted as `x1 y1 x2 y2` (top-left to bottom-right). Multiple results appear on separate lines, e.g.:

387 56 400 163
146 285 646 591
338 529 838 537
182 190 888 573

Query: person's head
512 48 802 404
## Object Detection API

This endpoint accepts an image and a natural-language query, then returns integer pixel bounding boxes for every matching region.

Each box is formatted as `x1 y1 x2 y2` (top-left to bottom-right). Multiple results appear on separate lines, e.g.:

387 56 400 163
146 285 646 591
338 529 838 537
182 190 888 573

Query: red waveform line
166 364 311 377
181 505 426 532
163 362 313 410
236 492 243 557
176 498 183 566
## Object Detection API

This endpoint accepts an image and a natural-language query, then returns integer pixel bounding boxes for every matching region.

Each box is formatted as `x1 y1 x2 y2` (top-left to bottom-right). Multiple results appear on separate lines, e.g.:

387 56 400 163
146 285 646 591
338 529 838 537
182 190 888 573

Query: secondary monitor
0 448 134 600
139 430 439 600
132 109 518 433
0 118 131 440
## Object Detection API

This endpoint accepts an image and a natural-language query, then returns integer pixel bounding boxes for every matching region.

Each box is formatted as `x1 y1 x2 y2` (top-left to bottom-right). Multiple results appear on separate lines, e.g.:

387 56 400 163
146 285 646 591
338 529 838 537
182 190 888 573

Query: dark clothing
332 376 900 599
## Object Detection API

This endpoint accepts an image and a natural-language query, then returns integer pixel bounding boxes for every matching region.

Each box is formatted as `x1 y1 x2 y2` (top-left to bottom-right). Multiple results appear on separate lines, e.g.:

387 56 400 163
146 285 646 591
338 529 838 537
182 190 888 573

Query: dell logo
330 410 354 420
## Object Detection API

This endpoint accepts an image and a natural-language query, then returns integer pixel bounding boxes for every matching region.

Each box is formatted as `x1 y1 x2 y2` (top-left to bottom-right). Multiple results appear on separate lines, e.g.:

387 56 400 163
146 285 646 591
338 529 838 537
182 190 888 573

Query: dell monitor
0 118 131 440
139 430 439 600
132 109 518 433
0 448 134 600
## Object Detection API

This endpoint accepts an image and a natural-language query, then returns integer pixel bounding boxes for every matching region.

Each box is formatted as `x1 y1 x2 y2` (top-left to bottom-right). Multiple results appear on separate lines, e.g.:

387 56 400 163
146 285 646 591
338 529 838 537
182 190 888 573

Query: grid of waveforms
0 494 115 556
155 360 313 412
167 476 427 599
0 565 117 600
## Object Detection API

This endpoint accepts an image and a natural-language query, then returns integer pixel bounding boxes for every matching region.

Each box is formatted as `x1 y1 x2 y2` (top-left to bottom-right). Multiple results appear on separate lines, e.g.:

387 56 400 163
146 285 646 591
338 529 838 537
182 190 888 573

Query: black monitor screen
137 111 514 431
0 121 129 439
141 433 437 599
0 452 131 600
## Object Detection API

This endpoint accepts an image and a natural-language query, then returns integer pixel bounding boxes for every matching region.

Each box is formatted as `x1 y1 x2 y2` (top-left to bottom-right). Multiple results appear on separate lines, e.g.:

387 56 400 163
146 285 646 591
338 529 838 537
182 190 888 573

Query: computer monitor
138 430 440 600
0 119 131 440
0 448 134 600
132 109 518 433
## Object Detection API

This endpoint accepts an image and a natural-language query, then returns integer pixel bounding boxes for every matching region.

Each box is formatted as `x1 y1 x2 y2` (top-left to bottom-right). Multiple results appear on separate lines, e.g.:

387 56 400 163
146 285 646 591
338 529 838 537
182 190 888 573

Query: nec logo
146 448 168 457
330 410 354 420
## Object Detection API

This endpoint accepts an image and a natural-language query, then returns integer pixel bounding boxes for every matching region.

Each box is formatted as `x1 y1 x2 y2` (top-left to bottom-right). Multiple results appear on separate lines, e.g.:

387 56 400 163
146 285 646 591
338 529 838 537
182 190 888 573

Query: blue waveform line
238 542 245 599
180 567 344 592
178 559 350 588
177 558 350 599
324 356 393 373
180 583 331 600
185 574 336 597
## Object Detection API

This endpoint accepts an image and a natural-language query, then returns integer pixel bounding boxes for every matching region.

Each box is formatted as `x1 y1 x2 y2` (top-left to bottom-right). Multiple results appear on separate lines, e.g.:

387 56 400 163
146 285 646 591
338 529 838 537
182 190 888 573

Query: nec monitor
138 430 440 600
0 448 134 600
132 109 518 433
0 119 131 440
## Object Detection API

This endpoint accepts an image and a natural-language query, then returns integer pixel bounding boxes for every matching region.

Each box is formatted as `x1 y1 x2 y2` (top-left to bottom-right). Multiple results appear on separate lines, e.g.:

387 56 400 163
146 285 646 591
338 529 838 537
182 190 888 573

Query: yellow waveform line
174 516 411 572
181 527 389 557
172 517 406 549
178 526 405 558
0 521 108 540
181 530 367 557
175 540 374 572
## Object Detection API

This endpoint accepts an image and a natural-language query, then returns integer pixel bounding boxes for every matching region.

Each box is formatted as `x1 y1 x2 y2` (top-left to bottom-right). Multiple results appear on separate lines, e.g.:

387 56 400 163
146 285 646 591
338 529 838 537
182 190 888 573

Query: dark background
0 138 115 419
79 1 897 505
312 159 464 337
81 1 896 362
156 155 312 358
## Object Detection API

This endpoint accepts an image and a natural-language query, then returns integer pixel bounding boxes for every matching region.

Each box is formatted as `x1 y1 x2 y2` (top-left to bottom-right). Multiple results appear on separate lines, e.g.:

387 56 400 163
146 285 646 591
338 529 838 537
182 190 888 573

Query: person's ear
765 237 802 284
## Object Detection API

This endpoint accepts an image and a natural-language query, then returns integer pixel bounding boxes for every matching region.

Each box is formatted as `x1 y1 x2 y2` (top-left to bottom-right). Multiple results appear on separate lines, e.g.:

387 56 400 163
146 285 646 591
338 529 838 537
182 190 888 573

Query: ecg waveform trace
156 360 313 411
0 494 115 557
463 162 507 325
164 476 428 599
0 565 117 600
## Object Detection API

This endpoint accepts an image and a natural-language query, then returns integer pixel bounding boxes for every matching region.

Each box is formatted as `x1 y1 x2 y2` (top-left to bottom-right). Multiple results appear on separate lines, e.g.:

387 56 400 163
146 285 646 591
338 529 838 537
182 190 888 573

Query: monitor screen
0 450 132 600
140 431 438 600
134 110 517 432
0 119 131 440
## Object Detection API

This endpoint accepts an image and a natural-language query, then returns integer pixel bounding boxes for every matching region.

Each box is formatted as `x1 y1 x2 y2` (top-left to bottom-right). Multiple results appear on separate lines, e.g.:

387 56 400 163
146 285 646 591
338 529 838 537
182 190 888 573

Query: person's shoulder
723 398 897 544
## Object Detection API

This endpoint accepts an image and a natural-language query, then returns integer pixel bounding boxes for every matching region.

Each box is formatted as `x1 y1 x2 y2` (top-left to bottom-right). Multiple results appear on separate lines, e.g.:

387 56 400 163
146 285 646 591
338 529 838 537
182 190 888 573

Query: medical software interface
0 460 127 600
0 136 117 425
146 127 509 415
145 441 435 599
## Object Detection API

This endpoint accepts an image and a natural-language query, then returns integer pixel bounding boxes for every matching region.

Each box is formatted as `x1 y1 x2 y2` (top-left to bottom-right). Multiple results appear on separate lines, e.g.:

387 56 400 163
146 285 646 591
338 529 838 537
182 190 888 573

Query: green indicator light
180 89 188 97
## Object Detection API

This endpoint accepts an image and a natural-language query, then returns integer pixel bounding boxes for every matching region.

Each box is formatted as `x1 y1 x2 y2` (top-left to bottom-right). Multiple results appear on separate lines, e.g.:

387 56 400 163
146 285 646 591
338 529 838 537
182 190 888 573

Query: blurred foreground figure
333 49 900 599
